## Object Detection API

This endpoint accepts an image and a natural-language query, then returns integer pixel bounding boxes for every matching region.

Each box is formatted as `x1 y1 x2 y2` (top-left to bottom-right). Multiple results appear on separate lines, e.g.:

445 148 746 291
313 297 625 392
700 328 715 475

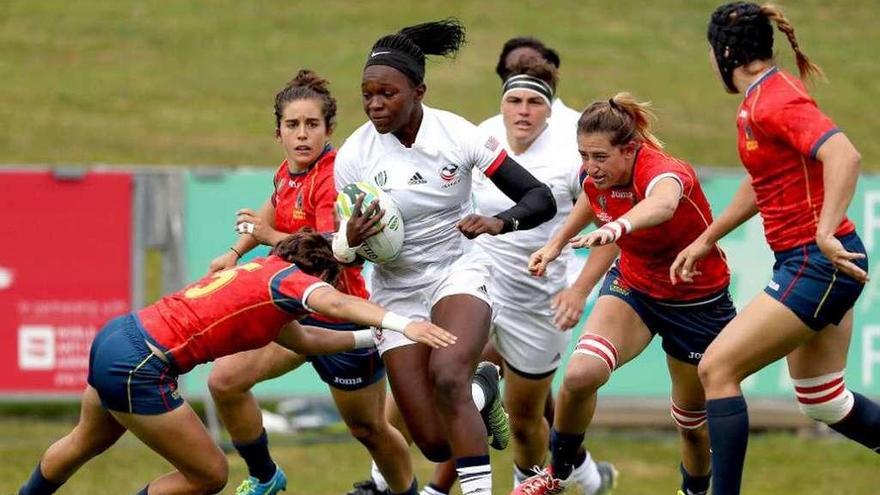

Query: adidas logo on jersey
408 172 427 185
477 284 489 295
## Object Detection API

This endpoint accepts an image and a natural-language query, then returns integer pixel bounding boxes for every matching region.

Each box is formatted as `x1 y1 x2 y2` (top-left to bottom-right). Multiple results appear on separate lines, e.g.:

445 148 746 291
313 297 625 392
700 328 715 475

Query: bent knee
696 355 737 391
561 360 608 396
346 418 386 444
431 370 472 403
193 458 229 494
207 367 253 399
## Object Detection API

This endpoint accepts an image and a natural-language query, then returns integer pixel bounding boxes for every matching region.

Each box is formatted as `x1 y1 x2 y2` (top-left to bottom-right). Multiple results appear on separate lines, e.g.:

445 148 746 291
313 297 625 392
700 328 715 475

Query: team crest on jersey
374 170 388 187
597 194 607 211
484 136 500 152
292 191 306 220
439 164 461 188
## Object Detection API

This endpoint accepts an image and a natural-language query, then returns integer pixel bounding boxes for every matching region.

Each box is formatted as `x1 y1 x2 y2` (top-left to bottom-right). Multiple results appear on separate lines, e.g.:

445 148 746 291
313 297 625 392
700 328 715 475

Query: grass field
0 416 877 494
2 1 879 169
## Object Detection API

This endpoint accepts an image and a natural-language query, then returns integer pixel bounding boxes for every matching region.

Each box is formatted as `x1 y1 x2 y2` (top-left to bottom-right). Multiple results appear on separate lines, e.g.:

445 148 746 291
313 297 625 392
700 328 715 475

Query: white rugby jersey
473 112 583 314
335 104 506 288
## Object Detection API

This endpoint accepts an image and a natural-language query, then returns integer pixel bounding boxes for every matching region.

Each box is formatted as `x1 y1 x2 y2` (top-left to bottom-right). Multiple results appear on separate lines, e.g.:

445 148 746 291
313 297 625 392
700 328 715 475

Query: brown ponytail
578 92 663 149
760 4 825 84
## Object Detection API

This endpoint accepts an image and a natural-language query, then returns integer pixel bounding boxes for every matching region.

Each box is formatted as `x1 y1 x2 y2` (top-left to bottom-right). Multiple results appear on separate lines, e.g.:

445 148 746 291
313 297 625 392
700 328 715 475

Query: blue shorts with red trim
302 317 385 391
765 232 868 330
599 266 736 364
87 313 183 415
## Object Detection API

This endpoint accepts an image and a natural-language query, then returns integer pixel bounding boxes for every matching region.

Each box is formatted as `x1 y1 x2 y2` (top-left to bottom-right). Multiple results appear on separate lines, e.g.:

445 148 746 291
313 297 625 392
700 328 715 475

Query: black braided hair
707 2 774 93
365 18 466 84
495 37 561 82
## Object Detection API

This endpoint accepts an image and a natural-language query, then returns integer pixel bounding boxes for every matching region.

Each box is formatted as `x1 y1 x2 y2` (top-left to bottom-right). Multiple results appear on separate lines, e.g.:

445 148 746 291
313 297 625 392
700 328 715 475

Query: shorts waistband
650 288 730 307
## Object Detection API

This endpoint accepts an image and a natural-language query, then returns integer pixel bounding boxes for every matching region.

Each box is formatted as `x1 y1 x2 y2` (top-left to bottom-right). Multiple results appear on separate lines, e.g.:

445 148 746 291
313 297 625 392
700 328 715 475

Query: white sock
569 451 601 494
472 382 486 411
371 460 389 492
420 485 447 495
457 461 492 495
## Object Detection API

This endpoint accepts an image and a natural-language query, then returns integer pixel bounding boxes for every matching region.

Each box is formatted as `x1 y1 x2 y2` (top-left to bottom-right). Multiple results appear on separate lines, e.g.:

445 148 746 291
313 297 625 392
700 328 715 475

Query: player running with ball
334 19 556 495
519 94 735 495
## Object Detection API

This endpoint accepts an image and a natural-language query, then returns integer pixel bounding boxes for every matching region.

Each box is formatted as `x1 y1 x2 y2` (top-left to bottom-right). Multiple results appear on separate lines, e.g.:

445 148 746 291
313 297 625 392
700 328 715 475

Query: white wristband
617 218 633 234
352 329 375 349
381 311 413 333
332 219 360 263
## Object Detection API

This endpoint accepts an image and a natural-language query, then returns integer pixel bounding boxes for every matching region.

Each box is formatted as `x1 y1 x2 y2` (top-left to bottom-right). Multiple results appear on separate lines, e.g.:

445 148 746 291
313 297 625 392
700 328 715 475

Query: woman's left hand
457 214 504 239
235 208 282 246
816 233 869 283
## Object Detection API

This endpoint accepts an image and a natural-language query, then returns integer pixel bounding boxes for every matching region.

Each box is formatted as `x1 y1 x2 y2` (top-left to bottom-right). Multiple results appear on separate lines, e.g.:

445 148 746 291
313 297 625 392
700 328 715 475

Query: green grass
2 1 878 169
0 417 877 494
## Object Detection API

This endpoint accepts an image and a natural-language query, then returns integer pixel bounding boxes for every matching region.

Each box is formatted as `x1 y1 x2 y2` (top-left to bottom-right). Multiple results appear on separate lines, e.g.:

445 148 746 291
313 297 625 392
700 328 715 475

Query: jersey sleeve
757 93 840 160
310 164 339 233
270 162 286 207
461 124 508 178
633 150 692 199
272 268 331 314
334 140 362 192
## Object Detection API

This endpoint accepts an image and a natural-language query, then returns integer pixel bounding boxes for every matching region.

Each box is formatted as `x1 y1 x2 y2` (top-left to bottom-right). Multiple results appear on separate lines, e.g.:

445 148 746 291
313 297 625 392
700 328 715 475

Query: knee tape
671 400 707 429
574 333 619 372
793 371 855 424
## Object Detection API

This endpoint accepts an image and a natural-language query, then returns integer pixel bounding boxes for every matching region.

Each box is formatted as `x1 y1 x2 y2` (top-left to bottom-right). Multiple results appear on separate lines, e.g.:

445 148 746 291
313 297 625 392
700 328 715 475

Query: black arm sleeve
488 155 557 233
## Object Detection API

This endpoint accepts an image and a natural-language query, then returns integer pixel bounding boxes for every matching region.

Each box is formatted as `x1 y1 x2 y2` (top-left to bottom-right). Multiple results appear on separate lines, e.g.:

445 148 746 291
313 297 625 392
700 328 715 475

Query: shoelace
519 468 559 495
235 479 256 495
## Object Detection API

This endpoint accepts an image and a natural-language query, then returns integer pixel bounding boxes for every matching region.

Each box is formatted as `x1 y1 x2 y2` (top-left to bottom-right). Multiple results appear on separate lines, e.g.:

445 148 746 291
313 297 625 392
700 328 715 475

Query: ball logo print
335 182 405 263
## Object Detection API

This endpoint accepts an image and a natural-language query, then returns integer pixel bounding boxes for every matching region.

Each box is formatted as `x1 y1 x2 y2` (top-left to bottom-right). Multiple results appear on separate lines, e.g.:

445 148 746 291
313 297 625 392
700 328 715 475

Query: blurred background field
2 0 878 169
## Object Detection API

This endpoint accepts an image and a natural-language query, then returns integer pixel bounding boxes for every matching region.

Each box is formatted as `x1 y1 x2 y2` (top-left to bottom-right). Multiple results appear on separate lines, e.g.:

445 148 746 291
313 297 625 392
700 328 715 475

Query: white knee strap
792 370 855 424
574 333 619 372
671 400 707 430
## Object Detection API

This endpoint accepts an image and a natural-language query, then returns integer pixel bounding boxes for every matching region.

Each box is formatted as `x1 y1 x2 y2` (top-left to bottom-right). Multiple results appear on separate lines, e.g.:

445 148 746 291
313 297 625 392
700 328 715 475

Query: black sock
390 477 418 495
830 392 880 453
706 396 749 495
19 463 63 495
680 463 710 495
232 428 276 483
549 429 584 480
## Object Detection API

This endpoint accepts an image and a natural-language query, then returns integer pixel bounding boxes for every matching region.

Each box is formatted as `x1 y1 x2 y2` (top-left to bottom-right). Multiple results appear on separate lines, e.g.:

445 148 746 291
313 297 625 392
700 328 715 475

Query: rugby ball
335 182 405 263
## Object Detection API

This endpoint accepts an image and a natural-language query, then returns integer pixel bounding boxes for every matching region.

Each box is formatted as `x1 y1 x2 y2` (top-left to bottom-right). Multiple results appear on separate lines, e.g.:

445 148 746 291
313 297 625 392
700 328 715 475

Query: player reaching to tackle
518 94 736 495
16 232 455 495
334 19 556 495
669 3 880 494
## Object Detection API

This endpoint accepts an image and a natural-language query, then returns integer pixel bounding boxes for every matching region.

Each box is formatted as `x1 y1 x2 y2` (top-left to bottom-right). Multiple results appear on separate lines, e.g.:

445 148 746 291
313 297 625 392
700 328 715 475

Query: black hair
274 69 337 130
365 18 466 84
708 2 822 93
495 37 561 82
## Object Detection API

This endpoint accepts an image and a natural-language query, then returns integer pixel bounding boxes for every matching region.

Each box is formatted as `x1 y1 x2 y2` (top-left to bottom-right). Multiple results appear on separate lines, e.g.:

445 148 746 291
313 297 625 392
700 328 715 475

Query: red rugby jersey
138 256 327 373
270 147 369 309
582 145 730 300
737 67 855 252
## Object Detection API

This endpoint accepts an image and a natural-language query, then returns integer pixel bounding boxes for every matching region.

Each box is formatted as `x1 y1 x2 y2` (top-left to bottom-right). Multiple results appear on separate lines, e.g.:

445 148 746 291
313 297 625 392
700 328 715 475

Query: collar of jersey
285 144 333 177
744 66 779 98
377 104 440 156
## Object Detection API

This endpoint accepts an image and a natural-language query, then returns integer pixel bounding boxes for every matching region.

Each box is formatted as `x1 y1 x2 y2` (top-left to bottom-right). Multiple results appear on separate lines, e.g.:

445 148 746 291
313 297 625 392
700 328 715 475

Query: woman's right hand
528 244 562 277
346 193 385 247
402 321 458 349
669 236 712 285
208 250 238 274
